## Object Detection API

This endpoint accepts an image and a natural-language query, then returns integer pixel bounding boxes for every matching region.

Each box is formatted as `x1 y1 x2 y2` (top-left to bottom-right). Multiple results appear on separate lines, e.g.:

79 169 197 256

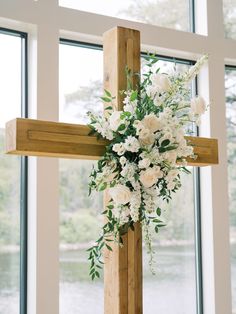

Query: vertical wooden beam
103 27 142 314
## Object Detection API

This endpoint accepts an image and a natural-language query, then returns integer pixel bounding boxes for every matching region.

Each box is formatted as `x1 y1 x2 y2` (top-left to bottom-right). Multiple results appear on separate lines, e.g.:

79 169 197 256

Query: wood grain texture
5 118 108 160
103 26 141 314
5 118 219 166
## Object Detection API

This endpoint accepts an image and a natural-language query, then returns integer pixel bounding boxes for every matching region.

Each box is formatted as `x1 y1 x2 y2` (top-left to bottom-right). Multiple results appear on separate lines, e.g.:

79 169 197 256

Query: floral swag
87 55 208 279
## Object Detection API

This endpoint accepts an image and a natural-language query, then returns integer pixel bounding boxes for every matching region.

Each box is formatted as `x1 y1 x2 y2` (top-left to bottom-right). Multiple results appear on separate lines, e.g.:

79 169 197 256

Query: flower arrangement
87 55 208 279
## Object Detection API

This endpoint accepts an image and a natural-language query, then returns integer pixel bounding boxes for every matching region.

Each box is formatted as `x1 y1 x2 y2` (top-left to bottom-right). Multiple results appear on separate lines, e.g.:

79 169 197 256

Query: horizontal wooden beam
5 118 218 166
5 118 108 160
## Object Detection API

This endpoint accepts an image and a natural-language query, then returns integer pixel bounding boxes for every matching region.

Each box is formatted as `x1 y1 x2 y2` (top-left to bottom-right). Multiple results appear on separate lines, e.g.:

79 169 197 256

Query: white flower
109 184 131 205
109 111 122 131
140 166 163 188
119 206 130 225
139 128 155 146
167 181 176 191
121 163 136 181
123 94 137 114
163 151 177 165
119 156 127 166
112 143 126 156
138 158 151 169
150 73 171 93
142 114 163 133
166 169 179 182
146 85 157 98
124 136 140 153
190 96 206 115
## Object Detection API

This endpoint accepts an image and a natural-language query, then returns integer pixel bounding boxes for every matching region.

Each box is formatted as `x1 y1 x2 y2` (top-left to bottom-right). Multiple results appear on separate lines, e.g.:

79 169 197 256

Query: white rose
142 114 163 133
140 167 163 188
139 128 155 146
109 111 122 131
190 96 206 115
150 73 171 93
138 158 151 169
109 184 131 205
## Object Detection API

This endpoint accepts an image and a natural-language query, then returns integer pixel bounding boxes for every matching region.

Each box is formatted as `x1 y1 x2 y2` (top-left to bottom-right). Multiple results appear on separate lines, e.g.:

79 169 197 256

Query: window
0 29 27 314
59 42 202 314
0 1 234 313
59 0 192 32
59 43 104 313
225 66 236 313
224 0 236 39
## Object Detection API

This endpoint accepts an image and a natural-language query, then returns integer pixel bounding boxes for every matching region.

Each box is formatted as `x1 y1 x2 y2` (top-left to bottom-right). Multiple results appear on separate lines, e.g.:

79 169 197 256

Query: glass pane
59 44 104 313
59 160 104 313
141 59 197 313
143 170 196 314
0 33 21 314
59 0 191 32
224 0 236 39
59 43 103 124
225 67 236 313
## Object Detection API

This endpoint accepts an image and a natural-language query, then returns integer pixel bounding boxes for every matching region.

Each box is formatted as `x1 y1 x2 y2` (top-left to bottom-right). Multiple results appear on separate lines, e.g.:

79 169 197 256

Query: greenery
0 129 20 246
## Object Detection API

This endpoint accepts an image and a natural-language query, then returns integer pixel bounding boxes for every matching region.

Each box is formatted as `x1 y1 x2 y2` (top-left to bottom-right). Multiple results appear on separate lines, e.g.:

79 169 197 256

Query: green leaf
161 139 170 147
101 96 112 103
120 111 131 119
105 106 113 110
157 223 166 228
155 225 159 233
99 182 107 191
104 89 112 97
117 124 126 132
153 218 163 223
107 204 114 210
156 207 161 216
106 244 113 251
130 90 138 101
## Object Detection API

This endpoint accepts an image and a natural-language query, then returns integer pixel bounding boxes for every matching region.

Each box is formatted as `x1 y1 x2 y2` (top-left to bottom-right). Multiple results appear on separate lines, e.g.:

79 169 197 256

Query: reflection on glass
143 171 196 314
59 160 104 313
59 43 103 124
0 33 21 314
225 68 236 313
224 0 236 39
59 0 190 32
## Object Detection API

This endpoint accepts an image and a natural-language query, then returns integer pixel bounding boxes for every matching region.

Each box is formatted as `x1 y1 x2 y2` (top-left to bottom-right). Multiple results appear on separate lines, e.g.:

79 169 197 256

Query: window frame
0 27 28 314
0 0 234 313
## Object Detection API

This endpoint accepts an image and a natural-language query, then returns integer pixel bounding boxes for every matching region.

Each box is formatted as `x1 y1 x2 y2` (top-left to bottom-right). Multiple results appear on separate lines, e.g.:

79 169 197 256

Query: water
0 251 19 314
1 245 236 313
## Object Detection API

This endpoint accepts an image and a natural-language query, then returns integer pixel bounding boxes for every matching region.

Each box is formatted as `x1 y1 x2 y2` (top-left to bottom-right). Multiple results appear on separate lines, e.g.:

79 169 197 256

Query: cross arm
5 118 218 166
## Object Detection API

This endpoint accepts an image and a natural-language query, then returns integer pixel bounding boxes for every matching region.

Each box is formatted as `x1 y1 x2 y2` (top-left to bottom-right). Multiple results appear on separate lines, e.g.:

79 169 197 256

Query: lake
1 244 236 314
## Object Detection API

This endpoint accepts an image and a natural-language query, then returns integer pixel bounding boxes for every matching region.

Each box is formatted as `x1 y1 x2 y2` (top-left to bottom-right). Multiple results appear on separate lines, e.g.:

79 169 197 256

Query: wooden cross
5 27 218 314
